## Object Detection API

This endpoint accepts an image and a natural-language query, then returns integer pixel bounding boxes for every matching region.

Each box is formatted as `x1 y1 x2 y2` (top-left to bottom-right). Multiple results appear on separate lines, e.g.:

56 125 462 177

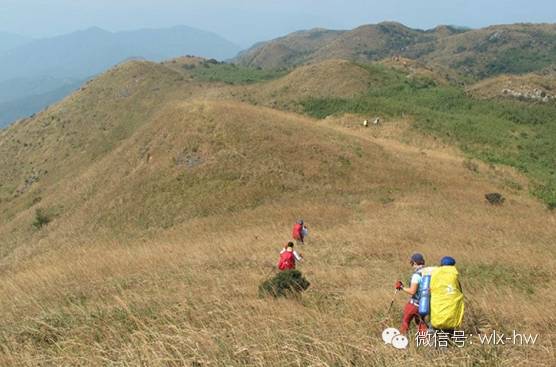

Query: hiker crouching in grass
292 219 305 244
278 242 303 271
395 253 428 335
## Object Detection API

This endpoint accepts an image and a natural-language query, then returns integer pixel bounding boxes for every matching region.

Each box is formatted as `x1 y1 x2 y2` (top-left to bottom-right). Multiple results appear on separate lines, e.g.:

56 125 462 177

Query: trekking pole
386 289 399 314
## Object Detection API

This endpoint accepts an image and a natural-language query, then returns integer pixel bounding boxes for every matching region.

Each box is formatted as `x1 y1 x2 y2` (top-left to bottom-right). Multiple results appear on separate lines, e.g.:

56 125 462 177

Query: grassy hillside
421 23 556 79
297 63 556 208
0 58 555 365
236 59 379 112
234 22 439 69
234 22 556 81
235 28 345 70
0 61 204 242
0 59 416 259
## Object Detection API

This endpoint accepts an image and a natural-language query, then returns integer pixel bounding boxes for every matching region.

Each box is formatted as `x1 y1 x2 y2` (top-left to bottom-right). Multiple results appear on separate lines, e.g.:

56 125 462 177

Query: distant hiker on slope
395 253 429 335
278 242 303 271
292 219 305 244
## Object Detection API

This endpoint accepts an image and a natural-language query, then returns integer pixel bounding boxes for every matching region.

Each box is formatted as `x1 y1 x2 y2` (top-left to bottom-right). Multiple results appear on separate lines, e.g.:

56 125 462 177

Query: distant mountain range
3 22 556 128
0 26 240 127
0 32 32 53
234 22 556 80
0 79 85 126
0 26 240 81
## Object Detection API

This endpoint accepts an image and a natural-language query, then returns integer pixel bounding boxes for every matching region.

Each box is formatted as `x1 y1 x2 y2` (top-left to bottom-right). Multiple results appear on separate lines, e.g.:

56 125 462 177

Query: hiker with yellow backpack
428 256 465 336
395 254 465 337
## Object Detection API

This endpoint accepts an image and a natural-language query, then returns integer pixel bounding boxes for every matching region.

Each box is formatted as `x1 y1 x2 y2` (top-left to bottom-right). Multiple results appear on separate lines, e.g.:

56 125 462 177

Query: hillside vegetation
235 22 556 81
297 63 556 208
235 28 345 70
0 56 555 365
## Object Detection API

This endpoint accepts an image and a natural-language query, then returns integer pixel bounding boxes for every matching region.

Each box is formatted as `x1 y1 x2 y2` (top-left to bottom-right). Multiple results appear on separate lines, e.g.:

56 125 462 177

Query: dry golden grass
0 60 555 366
248 59 373 101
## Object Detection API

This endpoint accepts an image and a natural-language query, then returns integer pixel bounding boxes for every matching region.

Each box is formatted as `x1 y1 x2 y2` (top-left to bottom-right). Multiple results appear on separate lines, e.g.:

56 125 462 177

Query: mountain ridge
0 25 241 127
0 31 32 52
0 25 240 81
233 22 556 81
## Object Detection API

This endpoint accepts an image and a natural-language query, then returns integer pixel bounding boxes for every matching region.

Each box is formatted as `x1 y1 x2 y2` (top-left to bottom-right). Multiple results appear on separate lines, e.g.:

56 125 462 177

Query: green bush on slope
259 270 311 298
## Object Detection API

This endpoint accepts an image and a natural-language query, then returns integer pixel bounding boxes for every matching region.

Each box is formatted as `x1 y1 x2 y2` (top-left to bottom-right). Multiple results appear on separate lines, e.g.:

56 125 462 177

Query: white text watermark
415 330 539 348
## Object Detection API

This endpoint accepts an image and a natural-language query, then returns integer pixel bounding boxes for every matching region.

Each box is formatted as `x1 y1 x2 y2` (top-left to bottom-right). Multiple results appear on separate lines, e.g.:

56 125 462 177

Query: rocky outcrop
501 87 554 102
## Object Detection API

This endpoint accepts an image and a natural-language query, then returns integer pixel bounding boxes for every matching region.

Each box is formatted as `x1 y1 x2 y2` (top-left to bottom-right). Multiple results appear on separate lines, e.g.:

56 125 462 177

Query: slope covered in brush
467 69 556 101
235 28 345 70
295 62 556 207
234 22 556 81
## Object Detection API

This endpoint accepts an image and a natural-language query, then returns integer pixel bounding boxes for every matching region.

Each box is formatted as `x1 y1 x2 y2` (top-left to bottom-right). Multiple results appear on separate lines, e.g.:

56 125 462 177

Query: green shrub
485 193 505 205
32 208 51 229
259 270 310 298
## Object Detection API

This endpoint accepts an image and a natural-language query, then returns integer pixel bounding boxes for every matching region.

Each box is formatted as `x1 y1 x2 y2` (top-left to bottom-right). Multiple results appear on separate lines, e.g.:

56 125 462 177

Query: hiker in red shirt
278 242 303 270
292 219 305 244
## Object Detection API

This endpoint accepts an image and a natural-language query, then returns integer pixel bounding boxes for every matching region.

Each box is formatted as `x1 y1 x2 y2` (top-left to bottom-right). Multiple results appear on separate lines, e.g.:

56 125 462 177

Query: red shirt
292 223 303 240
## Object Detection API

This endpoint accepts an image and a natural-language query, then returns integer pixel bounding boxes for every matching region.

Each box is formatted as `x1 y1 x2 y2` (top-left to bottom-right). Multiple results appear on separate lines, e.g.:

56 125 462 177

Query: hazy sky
2 0 556 47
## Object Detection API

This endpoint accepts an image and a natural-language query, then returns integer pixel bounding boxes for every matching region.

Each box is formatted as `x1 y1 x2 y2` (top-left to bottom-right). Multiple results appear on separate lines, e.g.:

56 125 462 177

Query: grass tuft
32 208 51 229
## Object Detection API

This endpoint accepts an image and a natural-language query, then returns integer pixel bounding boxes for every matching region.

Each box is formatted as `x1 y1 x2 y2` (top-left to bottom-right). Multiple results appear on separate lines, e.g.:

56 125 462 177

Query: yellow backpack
430 266 464 329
